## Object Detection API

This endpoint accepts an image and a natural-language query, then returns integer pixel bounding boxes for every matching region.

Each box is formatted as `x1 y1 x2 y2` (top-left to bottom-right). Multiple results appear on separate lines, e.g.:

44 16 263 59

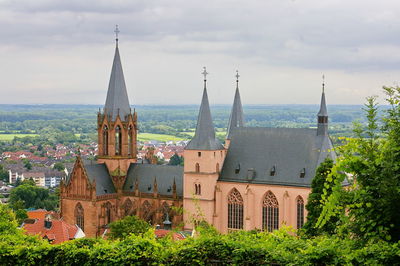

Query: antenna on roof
114 24 120 46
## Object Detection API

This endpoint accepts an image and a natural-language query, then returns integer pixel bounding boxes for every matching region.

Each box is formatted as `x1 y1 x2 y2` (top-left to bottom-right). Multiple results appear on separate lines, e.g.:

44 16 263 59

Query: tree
53 162 65 171
0 164 8 182
318 88 400 242
9 183 58 211
168 153 183 166
22 159 32 170
302 158 340 236
108 215 151 240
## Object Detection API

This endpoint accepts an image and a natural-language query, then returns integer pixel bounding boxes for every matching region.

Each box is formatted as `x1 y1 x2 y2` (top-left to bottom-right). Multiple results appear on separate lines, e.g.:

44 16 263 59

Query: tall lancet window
103 126 109 155
227 188 244 230
128 126 133 156
115 126 122 155
297 196 305 229
262 191 279 232
105 202 112 225
75 203 84 232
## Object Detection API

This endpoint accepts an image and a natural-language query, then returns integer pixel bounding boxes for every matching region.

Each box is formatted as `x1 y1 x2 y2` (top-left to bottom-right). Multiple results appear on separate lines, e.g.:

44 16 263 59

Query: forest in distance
0 104 377 145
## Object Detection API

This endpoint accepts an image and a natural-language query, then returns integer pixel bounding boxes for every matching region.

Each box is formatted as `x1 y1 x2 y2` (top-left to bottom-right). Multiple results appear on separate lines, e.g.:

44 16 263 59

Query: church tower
183 67 226 230
317 76 328 136
97 26 138 173
225 70 245 148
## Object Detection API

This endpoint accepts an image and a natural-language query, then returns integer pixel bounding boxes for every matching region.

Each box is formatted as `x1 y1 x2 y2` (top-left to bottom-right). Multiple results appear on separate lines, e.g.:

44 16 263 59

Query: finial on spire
322 74 325 93
202 67 208 89
235 70 240 89
114 24 120 45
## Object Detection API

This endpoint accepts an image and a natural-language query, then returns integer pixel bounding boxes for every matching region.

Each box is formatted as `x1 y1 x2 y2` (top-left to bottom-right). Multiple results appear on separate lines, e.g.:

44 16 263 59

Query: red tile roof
22 219 79 244
154 229 185 240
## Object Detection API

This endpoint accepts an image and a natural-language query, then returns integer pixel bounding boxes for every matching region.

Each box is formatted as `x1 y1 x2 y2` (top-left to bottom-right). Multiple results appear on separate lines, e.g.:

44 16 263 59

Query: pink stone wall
215 182 310 233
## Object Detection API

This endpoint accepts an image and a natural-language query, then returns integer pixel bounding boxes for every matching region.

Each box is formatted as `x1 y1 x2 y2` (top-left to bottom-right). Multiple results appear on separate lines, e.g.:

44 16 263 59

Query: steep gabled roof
104 45 131 121
124 163 183 197
219 127 336 187
185 88 224 150
227 86 245 139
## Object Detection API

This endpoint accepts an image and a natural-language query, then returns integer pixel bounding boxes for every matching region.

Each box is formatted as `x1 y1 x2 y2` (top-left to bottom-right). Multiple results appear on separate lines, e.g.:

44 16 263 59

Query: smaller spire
317 75 328 136
114 24 120 46
227 70 245 139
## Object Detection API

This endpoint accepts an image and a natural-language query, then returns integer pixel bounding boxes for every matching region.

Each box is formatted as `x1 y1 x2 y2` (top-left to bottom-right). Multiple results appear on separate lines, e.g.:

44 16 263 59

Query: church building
60 33 335 237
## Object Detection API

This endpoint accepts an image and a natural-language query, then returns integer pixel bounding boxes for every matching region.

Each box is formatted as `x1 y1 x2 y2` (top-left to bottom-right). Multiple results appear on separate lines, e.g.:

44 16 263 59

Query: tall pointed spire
185 67 224 150
317 75 328 136
227 70 245 139
104 26 131 121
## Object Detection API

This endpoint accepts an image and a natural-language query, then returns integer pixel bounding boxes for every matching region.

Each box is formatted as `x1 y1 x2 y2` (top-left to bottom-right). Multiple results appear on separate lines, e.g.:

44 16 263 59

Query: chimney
44 214 52 229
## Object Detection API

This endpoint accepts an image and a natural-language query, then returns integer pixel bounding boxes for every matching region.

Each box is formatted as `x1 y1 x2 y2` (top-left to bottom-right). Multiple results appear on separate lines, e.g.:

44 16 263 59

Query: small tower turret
226 70 245 147
317 75 328 136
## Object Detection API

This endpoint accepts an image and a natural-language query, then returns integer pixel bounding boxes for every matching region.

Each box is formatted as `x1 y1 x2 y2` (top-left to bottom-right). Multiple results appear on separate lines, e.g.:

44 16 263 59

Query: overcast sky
0 0 399 105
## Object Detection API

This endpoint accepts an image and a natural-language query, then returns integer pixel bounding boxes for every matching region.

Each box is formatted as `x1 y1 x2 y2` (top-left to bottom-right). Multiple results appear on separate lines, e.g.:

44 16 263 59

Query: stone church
60 37 335 237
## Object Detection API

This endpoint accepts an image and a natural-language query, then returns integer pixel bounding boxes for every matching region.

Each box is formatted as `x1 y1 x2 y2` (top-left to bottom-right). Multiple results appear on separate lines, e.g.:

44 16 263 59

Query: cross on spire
235 70 240 89
322 74 325 93
202 67 208 89
115 24 120 45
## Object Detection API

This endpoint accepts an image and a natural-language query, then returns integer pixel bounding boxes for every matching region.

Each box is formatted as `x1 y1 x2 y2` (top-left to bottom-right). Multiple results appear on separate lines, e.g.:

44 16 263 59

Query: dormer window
247 168 255 180
270 165 276 176
148 184 152 191
235 163 241 174
300 168 306 178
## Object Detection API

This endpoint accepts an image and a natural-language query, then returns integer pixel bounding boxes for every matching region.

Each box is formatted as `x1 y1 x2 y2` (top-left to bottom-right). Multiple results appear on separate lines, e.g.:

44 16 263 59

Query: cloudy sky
0 0 399 105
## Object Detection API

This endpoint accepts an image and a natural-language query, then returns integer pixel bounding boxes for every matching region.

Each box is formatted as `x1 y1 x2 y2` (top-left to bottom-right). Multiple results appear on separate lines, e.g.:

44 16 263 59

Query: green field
137 133 189 142
0 134 39 141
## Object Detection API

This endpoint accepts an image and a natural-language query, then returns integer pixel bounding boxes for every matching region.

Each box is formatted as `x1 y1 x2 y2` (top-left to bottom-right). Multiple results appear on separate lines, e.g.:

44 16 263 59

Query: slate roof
65 162 116 196
227 86 245 139
104 45 131 121
185 87 224 150
84 163 116 195
219 127 336 187
318 91 328 117
124 164 183 197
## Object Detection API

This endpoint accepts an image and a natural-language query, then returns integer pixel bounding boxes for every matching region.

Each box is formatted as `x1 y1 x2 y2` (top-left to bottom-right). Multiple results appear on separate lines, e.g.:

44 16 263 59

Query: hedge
1 228 400 265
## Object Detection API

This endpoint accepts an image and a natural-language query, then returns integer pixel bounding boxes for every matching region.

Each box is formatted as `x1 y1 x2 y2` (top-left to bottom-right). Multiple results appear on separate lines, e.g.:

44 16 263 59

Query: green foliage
9 183 58 211
303 158 340 236
168 153 184 166
0 164 8 182
52 162 65 171
318 87 400 242
107 215 152 240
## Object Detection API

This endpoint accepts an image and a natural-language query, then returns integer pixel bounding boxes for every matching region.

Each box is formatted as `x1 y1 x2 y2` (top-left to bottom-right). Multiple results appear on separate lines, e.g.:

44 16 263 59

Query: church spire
317 75 328 136
185 67 224 150
226 70 245 139
104 26 131 122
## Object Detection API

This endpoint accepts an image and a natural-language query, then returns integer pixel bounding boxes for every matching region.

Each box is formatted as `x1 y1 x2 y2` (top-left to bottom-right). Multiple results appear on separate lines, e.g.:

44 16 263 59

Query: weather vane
235 70 240 88
202 67 208 81
115 24 120 43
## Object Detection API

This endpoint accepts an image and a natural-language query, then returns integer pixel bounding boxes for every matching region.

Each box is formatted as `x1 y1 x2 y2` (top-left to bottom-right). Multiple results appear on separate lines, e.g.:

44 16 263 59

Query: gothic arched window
105 202 112 225
75 203 84 232
228 188 244 230
142 200 153 224
262 191 279 232
162 202 171 221
115 126 122 155
103 126 108 155
123 198 133 217
216 163 220 173
195 163 200 173
297 196 305 229
128 125 133 156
